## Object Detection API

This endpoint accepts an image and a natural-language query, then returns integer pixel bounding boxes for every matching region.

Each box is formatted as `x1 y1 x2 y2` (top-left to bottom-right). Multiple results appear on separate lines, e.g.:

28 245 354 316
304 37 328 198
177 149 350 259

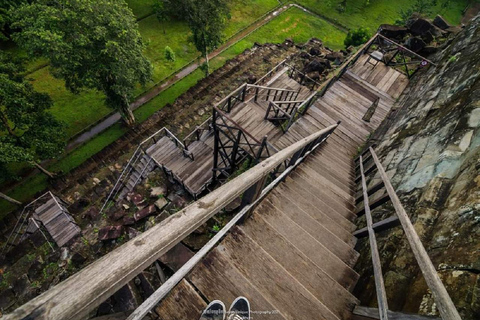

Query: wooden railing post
369 147 462 320
359 154 389 320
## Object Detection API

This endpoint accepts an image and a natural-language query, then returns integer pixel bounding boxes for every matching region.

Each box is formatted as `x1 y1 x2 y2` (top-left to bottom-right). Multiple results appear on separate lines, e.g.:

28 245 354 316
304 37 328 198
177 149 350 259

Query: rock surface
354 15 480 320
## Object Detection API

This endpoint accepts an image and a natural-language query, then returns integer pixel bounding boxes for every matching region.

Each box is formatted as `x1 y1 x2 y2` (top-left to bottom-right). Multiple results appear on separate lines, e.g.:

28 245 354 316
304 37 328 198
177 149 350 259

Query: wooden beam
355 181 385 204
359 155 389 320
370 147 462 320
353 306 441 320
353 216 400 238
5 125 338 320
356 193 390 217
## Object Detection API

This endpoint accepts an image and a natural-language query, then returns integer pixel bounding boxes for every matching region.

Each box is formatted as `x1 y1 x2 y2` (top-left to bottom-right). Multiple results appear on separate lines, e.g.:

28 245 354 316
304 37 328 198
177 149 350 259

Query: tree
183 0 230 76
344 28 370 48
0 0 29 41
154 0 170 34
396 0 438 25
11 0 152 126
165 46 176 62
0 53 65 179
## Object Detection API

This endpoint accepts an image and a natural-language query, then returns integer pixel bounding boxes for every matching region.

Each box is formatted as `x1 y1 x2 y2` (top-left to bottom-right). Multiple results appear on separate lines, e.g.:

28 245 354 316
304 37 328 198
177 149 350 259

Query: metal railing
5 122 340 320
355 147 461 320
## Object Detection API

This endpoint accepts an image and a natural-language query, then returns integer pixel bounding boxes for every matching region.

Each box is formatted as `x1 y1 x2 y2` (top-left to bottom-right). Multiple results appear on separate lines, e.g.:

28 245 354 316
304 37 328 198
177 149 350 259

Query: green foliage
183 0 231 76
396 0 439 25
344 27 370 48
0 0 29 41
153 0 171 33
212 224 221 232
164 46 176 62
12 0 152 125
0 52 65 180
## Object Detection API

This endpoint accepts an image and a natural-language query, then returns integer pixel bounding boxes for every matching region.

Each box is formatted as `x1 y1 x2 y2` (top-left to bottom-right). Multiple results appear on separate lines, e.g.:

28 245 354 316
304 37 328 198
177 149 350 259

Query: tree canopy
183 0 231 76
11 0 152 125
0 53 65 179
0 0 29 41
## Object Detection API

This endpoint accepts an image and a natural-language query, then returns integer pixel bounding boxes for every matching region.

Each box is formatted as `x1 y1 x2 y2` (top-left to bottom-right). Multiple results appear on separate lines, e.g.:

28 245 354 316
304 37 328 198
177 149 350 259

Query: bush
164 46 175 62
344 28 371 48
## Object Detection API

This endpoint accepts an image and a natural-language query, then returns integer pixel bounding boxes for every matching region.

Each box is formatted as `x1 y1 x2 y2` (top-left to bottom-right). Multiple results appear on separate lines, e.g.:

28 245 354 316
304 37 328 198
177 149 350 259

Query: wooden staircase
153 53 409 319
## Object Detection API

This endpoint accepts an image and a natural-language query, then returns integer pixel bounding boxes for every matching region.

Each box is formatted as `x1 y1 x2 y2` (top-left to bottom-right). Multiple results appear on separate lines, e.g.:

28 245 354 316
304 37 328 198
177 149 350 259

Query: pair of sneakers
199 296 250 320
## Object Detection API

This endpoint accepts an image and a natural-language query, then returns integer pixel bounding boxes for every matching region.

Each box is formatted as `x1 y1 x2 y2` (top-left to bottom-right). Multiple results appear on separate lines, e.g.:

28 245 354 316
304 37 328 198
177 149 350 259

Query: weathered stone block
98 226 124 241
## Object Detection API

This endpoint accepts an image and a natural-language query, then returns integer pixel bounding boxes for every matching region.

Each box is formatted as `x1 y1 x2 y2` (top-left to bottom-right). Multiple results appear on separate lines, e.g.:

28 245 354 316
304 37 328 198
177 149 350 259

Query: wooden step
188 247 288 319
275 182 356 232
155 279 207 320
267 191 354 245
254 201 359 289
220 226 341 320
240 215 359 320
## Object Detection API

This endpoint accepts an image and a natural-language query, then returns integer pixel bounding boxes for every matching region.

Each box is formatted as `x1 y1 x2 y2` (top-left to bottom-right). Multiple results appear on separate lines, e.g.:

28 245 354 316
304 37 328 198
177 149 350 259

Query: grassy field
296 0 470 31
0 6 345 218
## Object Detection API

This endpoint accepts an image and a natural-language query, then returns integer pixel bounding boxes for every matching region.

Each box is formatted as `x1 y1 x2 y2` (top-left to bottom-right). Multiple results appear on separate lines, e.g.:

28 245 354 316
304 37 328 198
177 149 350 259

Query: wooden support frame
353 216 400 238
356 193 390 216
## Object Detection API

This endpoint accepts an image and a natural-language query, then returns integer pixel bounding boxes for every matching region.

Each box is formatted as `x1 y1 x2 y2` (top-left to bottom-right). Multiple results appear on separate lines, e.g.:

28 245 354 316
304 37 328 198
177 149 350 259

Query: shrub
164 46 175 62
344 28 371 48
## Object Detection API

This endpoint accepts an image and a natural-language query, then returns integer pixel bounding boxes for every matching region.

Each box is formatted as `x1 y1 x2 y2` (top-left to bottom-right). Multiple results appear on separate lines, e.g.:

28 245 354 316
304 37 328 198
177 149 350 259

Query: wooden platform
146 70 312 196
154 54 408 319
31 196 80 247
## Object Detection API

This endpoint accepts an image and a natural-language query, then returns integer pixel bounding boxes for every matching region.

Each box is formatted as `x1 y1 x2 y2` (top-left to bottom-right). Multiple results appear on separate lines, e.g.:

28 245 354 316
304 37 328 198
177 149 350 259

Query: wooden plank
356 193 391 217
353 306 441 320
188 248 288 320
264 197 359 265
255 201 359 290
356 181 385 204
154 279 206 320
370 148 462 320
240 215 359 320
273 183 356 232
267 190 353 245
359 155 389 320
353 216 400 238
220 226 341 320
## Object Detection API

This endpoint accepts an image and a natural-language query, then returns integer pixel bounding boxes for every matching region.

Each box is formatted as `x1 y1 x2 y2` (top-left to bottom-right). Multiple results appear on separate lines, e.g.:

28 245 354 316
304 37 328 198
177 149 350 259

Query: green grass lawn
296 0 470 31
24 0 280 141
0 6 344 218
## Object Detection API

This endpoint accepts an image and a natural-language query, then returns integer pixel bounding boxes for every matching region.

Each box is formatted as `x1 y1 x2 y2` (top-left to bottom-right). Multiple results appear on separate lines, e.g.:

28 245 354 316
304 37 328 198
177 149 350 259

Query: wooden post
363 97 380 122
360 154 389 320
370 147 462 320
212 109 219 185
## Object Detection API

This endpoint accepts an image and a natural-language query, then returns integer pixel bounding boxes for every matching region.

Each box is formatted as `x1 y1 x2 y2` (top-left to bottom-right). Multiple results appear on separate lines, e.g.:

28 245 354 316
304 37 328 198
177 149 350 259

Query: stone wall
353 15 480 319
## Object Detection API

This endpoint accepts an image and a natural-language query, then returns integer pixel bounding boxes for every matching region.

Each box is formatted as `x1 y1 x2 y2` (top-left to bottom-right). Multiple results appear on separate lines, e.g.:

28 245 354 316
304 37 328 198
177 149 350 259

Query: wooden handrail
213 106 262 145
359 155 389 320
5 124 339 320
246 84 296 92
369 147 461 320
